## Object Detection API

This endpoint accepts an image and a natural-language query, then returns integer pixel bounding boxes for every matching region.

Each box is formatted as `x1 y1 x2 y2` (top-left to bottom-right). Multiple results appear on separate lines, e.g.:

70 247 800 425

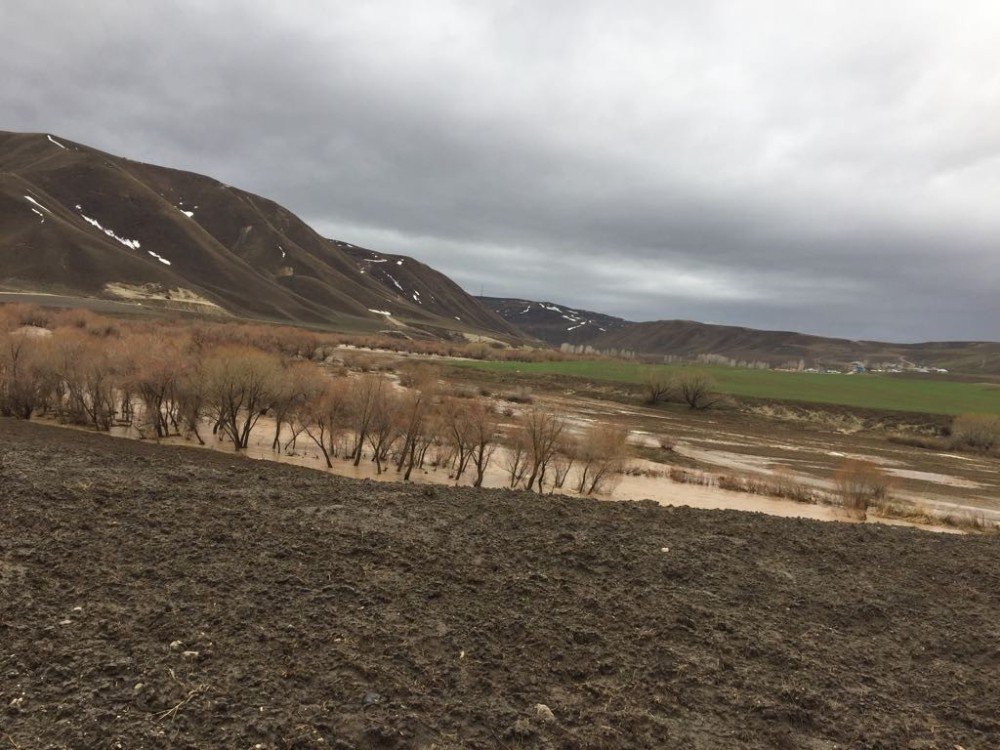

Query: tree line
0 311 631 495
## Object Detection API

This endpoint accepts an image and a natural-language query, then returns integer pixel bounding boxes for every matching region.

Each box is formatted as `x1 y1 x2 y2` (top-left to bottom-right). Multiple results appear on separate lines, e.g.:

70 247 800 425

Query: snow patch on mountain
78 210 142 251
24 195 52 214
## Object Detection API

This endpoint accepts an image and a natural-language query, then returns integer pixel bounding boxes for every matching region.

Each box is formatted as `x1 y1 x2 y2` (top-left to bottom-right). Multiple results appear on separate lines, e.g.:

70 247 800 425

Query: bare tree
268 361 326 451
0 331 54 419
47 331 122 430
365 386 399 474
502 424 531 489
676 372 720 410
642 369 674 405
439 397 475 482
575 423 630 495
201 347 284 450
347 373 386 466
298 378 351 468
548 436 576 492
522 409 566 492
394 380 437 480
175 362 208 445
127 333 192 439
466 400 500 488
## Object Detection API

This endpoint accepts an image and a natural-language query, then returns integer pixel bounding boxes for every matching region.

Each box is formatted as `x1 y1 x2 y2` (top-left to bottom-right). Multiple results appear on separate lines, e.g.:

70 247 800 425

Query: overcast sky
3 1 999 341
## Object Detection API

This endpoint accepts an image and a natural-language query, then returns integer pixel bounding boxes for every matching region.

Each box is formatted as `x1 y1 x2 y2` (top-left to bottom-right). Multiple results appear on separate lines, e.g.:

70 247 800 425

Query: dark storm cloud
3 0 999 341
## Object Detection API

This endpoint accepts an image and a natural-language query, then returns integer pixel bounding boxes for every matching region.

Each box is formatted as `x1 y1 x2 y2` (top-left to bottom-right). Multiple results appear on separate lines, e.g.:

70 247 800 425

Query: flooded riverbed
38 410 966 533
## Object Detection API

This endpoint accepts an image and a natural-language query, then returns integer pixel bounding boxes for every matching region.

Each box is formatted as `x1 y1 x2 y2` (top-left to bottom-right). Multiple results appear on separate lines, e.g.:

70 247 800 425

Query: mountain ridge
480 296 1000 374
0 130 516 339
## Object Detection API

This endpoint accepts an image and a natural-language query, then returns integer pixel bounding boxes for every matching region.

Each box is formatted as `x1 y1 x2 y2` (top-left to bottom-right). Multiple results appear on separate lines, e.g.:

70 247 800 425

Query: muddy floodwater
39 409 969 533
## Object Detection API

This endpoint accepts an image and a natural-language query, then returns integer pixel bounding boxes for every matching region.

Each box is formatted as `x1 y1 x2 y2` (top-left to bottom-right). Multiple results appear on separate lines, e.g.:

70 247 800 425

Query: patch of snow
454 316 461 321
24 195 52 214
30 208 45 223
368 309 392 316
542 303 563 312
520 306 531 314
386 274 403 291
396 259 403 265
278 245 286 259
47 134 67 149
362 257 387 263
178 207 194 218
412 294 421 303
567 323 585 331
147 251 171 266
78 211 142 251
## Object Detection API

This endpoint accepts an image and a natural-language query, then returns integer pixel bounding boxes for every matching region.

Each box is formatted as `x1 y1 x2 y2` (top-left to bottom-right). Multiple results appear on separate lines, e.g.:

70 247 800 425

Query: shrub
500 387 533 404
716 468 815 503
950 414 1000 453
676 371 720 410
642 371 673 405
832 459 891 520
668 467 712 485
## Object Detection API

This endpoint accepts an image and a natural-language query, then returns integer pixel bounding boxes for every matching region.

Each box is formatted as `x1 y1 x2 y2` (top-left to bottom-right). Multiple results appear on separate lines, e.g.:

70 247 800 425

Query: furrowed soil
1 420 998 750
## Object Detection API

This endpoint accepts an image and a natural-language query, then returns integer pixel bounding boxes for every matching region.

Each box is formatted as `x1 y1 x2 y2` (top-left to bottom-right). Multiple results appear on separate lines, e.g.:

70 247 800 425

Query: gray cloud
3 0 999 341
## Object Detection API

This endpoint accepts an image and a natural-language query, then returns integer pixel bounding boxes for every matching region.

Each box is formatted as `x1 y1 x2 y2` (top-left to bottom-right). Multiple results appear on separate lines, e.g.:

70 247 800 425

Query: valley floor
1 420 999 748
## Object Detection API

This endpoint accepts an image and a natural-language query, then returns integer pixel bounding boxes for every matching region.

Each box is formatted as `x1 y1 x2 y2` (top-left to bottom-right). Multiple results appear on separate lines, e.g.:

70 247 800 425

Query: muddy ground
437 363 1000 518
1 419 999 749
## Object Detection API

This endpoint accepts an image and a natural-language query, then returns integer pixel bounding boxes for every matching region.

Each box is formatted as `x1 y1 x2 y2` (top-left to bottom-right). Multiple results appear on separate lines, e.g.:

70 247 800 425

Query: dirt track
2 419 999 749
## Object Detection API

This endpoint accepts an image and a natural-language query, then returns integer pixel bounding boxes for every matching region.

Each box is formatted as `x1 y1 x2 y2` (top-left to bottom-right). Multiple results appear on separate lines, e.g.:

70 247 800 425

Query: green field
449 359 1000 416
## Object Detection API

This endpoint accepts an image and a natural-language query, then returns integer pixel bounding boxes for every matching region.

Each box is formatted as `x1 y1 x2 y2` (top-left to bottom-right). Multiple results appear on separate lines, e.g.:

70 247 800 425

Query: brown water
40 409 963 533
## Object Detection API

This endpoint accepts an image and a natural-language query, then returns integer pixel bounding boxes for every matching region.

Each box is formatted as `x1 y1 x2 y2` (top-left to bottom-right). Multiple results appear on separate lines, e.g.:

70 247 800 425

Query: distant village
558 344 951 374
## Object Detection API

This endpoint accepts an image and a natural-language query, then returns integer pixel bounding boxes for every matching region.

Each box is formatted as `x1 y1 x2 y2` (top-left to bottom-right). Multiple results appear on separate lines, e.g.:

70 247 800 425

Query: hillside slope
344 248 520 337
482 296 1000 373
478 296 629 345
0 130 514 339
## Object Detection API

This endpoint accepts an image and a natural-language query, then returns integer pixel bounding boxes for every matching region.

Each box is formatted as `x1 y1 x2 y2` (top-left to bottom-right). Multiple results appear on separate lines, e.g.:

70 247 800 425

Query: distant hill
342 248 519 338
481 296 1000 375
0 130 515 340
478 297 630 345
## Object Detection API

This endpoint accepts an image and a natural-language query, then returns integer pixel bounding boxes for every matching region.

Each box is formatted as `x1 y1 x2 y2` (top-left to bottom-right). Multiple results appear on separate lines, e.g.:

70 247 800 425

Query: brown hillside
0 131 515 339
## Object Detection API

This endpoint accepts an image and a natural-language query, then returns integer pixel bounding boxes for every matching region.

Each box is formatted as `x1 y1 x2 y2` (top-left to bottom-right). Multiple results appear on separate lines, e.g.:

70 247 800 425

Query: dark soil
2 419 998 749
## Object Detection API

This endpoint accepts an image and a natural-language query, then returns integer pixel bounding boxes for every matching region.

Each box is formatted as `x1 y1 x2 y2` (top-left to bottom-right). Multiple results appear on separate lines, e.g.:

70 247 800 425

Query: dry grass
888 413 1000 456
874 499 999 533
668 467 713 486
622 465 666 478
950 413 1000 453
717 468 817 503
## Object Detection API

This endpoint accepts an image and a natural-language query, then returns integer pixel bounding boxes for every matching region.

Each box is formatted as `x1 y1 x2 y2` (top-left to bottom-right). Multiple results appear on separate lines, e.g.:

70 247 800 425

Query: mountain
0 130 515 340
342 248 519 338
478 297 630 345
481 296 1000 374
